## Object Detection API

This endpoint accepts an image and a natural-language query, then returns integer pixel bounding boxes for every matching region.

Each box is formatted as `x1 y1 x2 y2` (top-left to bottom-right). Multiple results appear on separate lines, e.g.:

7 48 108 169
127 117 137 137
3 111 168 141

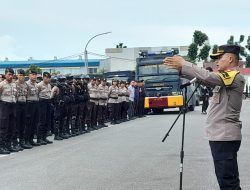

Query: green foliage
51 70 60 75
187 30 210 63
245 36 250 52
187 43 198 62
212 44 218 54
199 44 211 61
246 56 250 68
116 43 127 48
25 64 42 76
227 36 234 45
239 35 245 43
193 30 208 46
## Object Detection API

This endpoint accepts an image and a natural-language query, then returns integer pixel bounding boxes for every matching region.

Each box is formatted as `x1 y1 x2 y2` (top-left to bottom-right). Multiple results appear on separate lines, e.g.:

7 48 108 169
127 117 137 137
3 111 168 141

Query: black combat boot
6 142 19 153
54 135 63 140
13 140 24 151
21 139 33 149
0 146 10 154
37 139 47 145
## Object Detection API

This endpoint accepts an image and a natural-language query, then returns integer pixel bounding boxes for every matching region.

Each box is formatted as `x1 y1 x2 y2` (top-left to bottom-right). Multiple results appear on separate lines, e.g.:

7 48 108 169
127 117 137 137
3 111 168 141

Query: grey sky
0 0 249 60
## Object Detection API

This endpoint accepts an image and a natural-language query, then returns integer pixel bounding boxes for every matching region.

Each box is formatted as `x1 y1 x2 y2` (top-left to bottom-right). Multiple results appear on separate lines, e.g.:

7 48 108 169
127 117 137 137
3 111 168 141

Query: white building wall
105 46 189 72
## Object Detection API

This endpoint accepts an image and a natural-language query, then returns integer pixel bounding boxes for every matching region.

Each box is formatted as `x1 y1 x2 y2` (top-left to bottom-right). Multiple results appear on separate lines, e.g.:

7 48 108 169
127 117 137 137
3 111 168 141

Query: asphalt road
1 100 250 190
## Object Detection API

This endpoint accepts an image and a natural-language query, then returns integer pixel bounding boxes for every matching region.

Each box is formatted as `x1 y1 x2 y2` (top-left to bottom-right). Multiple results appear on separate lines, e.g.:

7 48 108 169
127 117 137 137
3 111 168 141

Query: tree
227 35 234 45
193 30 208 46
25 64 42 75
198 44 211 61
212 44 218 54
187 43 198 62
246 56 250 68
226 35 248 59
187 30 210 63
116 43 127 48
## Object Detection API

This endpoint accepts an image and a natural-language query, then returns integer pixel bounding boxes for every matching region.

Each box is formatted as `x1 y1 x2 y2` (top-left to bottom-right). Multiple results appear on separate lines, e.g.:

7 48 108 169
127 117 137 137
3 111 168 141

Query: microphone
180 77 197 89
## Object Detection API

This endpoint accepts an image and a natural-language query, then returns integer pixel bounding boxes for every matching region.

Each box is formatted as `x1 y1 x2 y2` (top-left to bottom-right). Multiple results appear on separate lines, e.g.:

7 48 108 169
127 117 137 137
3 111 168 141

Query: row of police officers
0 68 142 154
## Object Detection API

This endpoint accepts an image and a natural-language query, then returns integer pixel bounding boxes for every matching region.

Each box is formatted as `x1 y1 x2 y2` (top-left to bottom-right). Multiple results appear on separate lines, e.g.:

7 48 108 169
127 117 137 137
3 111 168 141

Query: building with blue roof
0 58 104 75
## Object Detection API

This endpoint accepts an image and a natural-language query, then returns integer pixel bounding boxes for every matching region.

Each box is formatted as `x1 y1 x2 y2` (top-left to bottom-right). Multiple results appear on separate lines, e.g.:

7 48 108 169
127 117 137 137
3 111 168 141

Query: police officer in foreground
26 70 40 147
0 68 17 154
86 78 99 130
15 69 29 150
37 72 53 145
97 79 109 128
108 79 119 125
164 45 244 190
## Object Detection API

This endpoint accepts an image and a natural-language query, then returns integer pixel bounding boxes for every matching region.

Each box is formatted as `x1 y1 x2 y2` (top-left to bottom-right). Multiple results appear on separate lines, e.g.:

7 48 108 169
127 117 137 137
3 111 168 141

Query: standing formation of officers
0 68 146 155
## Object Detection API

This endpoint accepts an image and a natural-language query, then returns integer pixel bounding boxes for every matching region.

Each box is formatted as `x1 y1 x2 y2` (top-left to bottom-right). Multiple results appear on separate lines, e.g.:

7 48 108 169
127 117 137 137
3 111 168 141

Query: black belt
39 99 51 103
90 97 99 100
0 101 15 105
109 97 118 99
100 98 108 100
17 101 26 104
27 100 39 103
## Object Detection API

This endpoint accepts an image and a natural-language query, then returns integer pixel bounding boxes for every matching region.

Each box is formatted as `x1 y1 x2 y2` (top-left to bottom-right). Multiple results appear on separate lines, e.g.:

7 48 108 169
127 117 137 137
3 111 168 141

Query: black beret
17 69 25 75
43 72 51 78
29 70 37 75
5 68 14 74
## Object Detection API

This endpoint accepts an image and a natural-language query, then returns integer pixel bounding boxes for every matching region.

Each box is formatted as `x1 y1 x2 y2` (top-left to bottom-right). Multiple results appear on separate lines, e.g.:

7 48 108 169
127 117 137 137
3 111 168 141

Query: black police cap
29 69 37 75
210 45 240 59
5 68 14 74
17 69 25 75
43 72 51 78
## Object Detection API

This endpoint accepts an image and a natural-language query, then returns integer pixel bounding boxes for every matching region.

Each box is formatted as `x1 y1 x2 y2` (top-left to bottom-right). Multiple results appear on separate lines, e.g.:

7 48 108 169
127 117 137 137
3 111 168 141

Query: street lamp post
84 31 112 75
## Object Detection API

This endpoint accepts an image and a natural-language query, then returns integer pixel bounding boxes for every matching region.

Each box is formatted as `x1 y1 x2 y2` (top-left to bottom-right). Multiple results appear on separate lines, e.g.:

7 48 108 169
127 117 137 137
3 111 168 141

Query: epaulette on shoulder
217 70 240 87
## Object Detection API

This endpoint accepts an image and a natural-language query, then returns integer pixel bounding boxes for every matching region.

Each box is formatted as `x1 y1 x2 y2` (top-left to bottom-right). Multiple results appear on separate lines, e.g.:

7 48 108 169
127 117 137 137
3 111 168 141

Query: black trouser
97 105 106 124
54 104 66 137
202 96 209 112
86 101 97 126
117 102 121 120
25 101 39 142
108 103 119 122
128 101 135 119
37 99 51 140
0 102 16 147
121 101 129 120
209 141 241 190
49 103 55 134
70 102 78 133
95 104 99 126
16 102 26 141
138 98 145 117
81 101 88 126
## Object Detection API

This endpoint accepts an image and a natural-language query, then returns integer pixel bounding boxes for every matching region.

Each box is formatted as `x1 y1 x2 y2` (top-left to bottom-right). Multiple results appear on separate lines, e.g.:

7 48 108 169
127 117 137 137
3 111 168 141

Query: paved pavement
1 100 250 190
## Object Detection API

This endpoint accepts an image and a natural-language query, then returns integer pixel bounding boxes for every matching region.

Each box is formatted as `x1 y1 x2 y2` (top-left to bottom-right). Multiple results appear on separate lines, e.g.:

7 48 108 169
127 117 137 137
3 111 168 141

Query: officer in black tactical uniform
52 75 69 140
66 75 77 137
81 74 90 132
73 75 85 134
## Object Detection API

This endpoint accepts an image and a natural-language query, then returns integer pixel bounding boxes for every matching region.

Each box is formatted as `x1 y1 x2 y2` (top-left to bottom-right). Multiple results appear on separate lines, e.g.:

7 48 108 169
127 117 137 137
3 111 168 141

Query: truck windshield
138 64 178 75
138 65 158 75
158 65 178 74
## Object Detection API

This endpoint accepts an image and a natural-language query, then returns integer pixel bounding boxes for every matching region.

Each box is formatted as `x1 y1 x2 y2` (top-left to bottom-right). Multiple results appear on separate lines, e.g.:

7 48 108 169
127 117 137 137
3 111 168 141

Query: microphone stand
162 80 202 190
